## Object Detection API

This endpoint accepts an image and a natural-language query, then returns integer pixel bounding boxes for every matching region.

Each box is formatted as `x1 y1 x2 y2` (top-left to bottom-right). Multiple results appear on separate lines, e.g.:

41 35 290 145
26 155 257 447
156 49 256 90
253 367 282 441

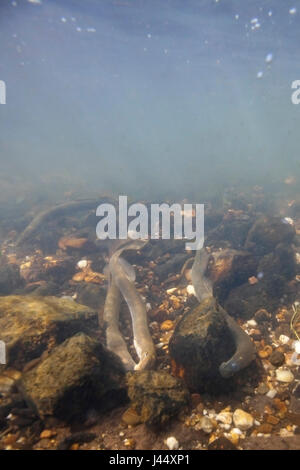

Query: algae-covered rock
19 333 126 420
169 297 236 394
126 370 189 427
245 216 295 255
0 264 24 295
0 295 98 370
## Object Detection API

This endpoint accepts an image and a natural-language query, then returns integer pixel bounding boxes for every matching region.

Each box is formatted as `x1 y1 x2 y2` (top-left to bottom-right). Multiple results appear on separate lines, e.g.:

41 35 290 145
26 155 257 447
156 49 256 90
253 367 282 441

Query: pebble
40 430 57 439
216 411 233 425
266 389 277 399
279 335 290 345
275 368 294 383
124 439 135 448
165 436 179 450
122 408 142 426
233 409 254 431
257 423 273 434
77 259 88 269
269 350 285 367
247 319 257 327
186 285 195 296
266 415 280 425
293 341 300 354
199 416 214 434
160 320 174 331
257 383 269 394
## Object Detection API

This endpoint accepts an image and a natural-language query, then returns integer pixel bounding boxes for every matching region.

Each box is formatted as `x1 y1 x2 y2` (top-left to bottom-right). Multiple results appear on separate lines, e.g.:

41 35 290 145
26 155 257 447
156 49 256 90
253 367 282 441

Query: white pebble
146 303 151 312
165 436 179 450
293 340 300 354
247 319 257 327
233 409 254 431
232 427 243 435
166 288 177 294
186 285 195 296
276 368 294 383
77 259 88 269
279 334 290 345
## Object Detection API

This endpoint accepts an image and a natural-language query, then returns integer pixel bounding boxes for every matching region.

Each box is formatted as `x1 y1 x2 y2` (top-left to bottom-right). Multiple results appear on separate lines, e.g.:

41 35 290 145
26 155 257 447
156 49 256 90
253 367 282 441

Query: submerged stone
126 370 189 427
169 297 236 394
245 216 295 255
0 295 98 370
19 333 126 420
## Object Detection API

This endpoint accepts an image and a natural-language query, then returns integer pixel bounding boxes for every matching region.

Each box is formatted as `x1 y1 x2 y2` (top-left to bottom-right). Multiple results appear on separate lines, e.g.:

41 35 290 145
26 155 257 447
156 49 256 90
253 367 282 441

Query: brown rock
269 350 285 367
257 423 273 434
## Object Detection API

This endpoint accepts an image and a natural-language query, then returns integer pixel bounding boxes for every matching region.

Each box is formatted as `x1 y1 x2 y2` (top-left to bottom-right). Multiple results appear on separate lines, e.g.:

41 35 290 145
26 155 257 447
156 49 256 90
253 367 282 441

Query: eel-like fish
16 197 115 246
105 239 156 371
191 247 256 378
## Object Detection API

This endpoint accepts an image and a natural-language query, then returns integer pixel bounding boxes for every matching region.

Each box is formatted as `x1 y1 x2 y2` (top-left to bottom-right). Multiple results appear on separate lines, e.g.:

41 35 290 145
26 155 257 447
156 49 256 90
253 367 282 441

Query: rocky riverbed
0 187 299 450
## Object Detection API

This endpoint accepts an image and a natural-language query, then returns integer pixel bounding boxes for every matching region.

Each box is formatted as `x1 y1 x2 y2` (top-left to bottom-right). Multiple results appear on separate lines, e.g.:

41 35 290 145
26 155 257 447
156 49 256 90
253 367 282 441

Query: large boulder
0 295 98 370
18 333 126 421
126 370 189 427
169 297 236 394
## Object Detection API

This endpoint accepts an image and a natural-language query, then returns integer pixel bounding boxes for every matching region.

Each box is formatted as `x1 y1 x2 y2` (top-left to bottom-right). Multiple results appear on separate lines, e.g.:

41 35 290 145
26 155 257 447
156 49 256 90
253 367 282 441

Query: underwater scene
0 0 300 452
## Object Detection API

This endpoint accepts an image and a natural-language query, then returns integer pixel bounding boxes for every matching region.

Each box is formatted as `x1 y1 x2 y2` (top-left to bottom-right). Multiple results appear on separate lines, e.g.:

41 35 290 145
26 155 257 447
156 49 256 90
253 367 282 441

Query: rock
199 416 214 434
208 436 237 450
256 423 273 434
165 436 179 450
269 350 285 367
19 333 126 420
58 237 89 251
206 211 253 249
20 256 76 285
257 383 269 395
245 216 295 256
0 295 98 370
122 407 142 426
0 264 23 294
207 249 257 303
126 370 189 427
275 368 294 383
169 297 236 394
216 411 233 425
224 281 279 320
207 248 257 303
257 244 297 284
160 320 174 331
233 409 254 431
75 283 106 310
254 309 271 323
40 429 57 439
